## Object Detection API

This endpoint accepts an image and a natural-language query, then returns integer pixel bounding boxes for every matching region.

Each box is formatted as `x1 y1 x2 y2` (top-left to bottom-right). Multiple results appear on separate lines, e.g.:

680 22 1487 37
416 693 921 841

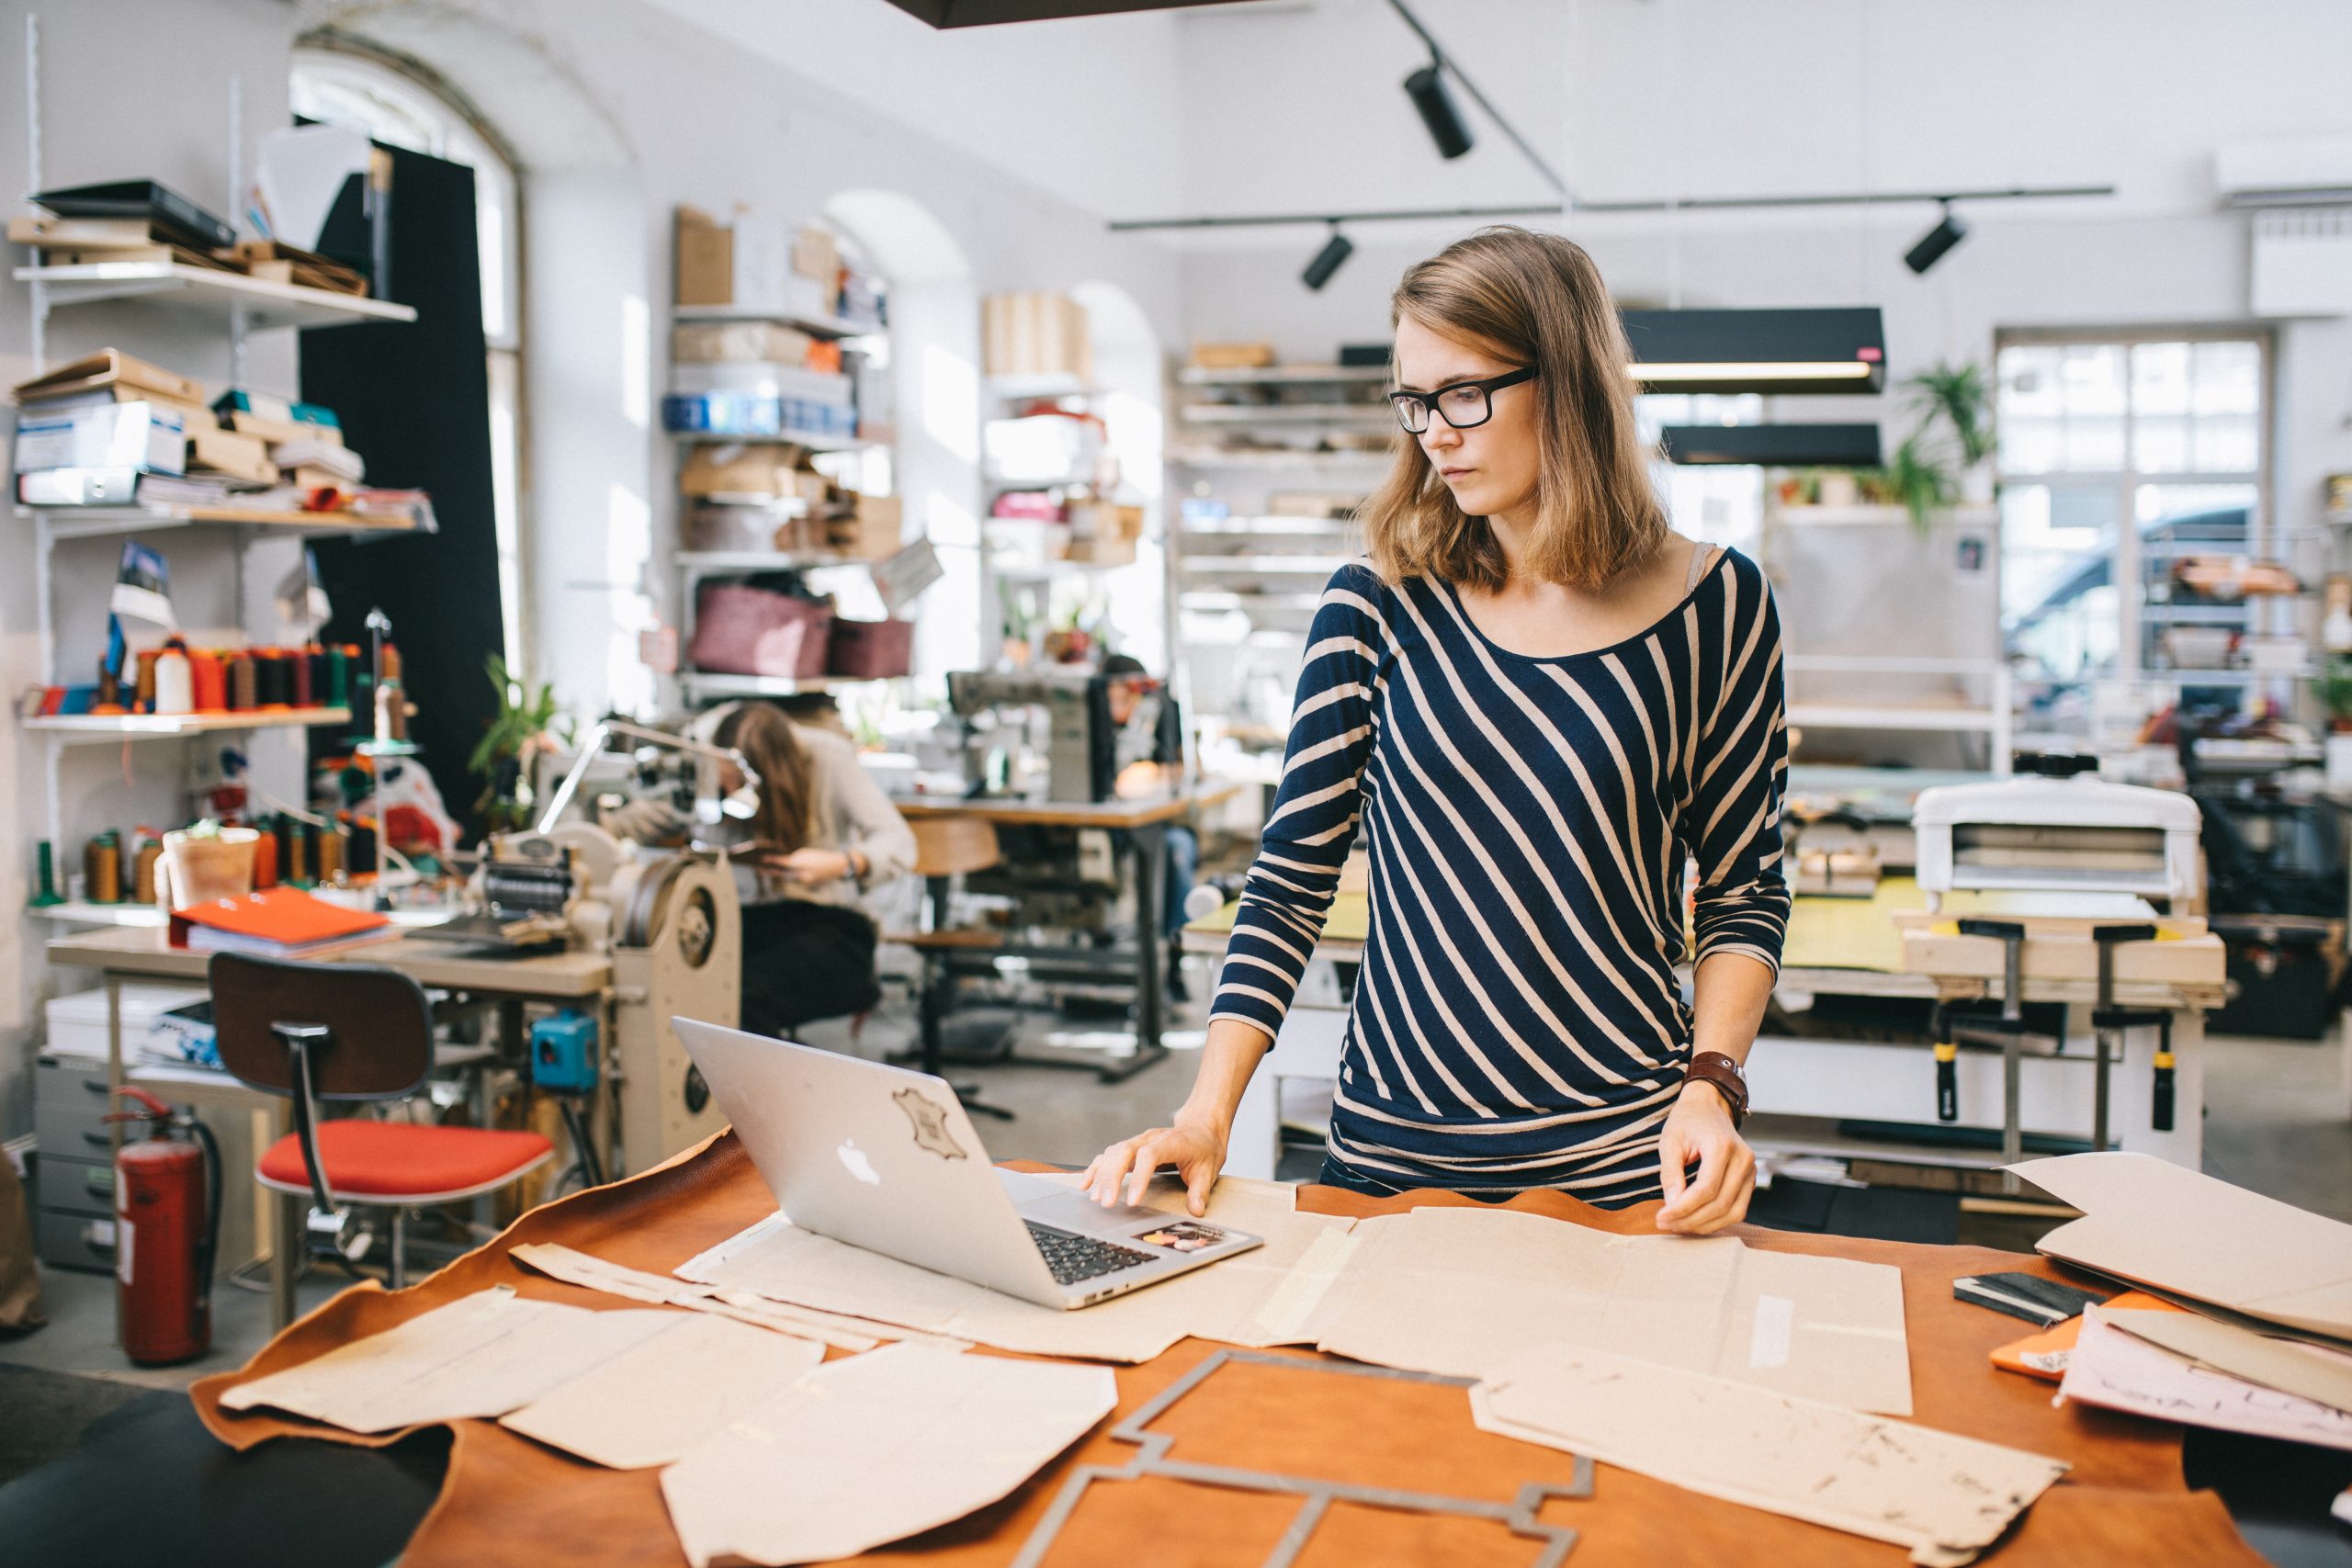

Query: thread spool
254 649 286 707
251 826 278 890
188 649 225 711
96 659 121 711
315 822 345 884
153 640 193 716
324 645 351 706
379 641 402 683
85 831 121 905
348 818 377 876
228 653 256 712
132 650 160 714
293 645 315 707
131 832 164 904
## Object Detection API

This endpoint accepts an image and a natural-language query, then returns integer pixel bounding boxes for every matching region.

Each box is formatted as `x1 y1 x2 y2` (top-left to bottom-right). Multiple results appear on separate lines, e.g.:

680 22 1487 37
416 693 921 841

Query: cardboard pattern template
1009 1350 1595 1568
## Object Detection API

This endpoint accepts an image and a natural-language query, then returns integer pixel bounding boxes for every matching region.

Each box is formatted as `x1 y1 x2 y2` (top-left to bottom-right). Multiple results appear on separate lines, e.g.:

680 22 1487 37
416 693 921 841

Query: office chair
888 816 1014 1121
208 953 553 1298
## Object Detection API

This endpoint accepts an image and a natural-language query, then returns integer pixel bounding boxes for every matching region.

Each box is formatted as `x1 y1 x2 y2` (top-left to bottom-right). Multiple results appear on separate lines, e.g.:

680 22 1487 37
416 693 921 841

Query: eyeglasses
1387 367 1538 434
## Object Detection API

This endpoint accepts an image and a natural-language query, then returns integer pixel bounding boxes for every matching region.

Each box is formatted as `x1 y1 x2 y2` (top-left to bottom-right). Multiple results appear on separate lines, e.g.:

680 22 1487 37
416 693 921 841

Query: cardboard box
792 226 840 283
1191 342 1277 369
1065 533 1137 567
828 494 902 560
673 321 816 366
673 206 796 310
14 400 186 476
679 443 822 501
983 291 1091 381
187 427 277 485
1069 502 1145 543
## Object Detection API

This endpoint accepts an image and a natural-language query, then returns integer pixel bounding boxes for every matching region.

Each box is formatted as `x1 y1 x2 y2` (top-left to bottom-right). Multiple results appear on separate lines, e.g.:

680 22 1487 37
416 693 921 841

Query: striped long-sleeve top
1210 545 1791 1205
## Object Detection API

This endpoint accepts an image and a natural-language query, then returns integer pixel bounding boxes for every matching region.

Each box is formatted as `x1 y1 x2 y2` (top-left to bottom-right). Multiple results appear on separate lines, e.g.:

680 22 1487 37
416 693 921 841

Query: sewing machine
946 668 1116 804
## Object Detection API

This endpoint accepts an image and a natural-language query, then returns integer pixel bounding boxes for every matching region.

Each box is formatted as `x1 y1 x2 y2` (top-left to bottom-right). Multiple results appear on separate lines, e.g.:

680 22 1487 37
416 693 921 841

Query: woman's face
1393 313 1542 524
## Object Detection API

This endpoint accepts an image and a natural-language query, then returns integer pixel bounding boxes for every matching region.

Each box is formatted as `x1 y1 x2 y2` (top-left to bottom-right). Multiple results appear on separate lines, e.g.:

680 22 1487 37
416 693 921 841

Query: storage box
685 503 823 556
1191 342 1277 369
680 443 820 501
1069 501 1145 543
689 583 832 678
829 493 902 560
670 362 854 406
792 225 841 283
14 400 187 475
827 618 914 678
673 205 796 310
45 983 210 1059
983 291 1091 381
187 426 277 485
672 321 817 366
1065 534 1138 567
662 392 858 442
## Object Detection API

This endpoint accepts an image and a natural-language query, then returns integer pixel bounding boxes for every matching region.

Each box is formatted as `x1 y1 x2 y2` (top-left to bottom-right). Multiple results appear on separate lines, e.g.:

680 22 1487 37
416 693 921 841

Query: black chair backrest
208 953 435 1102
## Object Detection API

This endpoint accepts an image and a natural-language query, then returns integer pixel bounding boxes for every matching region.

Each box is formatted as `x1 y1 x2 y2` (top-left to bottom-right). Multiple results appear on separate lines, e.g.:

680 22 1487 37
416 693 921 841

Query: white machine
1913 762 2204 912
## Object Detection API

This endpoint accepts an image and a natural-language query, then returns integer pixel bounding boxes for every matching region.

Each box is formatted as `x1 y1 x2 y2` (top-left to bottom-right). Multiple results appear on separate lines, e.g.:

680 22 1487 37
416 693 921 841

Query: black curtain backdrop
301 141 501 845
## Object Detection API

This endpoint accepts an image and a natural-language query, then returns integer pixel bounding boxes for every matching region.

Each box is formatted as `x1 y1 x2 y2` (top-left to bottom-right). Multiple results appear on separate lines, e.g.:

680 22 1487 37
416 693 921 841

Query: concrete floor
6 955 2349 1394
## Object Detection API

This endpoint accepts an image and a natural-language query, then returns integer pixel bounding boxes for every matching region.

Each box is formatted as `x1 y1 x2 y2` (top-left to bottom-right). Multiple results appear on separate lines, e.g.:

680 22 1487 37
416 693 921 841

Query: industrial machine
946 668 1116 804
1913 753 2204 912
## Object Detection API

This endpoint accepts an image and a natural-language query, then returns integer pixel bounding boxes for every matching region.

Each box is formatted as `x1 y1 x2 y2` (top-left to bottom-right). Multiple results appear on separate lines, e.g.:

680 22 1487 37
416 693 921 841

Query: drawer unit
33 1152 116 1219
35 1208 115 1274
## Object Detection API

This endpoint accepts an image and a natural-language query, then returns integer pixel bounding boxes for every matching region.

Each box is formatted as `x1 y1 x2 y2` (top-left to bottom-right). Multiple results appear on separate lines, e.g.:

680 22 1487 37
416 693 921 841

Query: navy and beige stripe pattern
1211 547 1791 1204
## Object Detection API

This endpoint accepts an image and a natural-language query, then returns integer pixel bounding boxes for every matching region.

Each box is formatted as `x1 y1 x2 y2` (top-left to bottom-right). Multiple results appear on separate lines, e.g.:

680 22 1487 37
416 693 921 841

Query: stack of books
12 180 369 296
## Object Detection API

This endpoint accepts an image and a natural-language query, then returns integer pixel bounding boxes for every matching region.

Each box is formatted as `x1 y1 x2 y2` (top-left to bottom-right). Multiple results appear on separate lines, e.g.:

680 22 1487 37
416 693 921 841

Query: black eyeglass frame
1387 366 1540 434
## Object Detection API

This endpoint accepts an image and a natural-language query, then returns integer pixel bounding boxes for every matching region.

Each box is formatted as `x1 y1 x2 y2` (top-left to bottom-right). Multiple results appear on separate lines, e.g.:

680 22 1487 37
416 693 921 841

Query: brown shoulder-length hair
1362 227 1666 592
720 702 816 852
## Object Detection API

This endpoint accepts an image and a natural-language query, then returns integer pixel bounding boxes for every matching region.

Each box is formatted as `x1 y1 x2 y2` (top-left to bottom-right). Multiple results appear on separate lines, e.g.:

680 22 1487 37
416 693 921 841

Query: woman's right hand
1082 1118 1227 1216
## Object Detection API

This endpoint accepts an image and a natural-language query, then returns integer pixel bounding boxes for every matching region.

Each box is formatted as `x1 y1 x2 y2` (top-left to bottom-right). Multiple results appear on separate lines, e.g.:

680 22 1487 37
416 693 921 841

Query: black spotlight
1302 225 1353 291
1404 62 1474 160
1904 202 1969 275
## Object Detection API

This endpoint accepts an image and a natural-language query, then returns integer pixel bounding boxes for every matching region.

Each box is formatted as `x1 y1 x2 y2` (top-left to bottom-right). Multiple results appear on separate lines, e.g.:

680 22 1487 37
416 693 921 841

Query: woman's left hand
763 847 853 884
1654 1081 1755 1235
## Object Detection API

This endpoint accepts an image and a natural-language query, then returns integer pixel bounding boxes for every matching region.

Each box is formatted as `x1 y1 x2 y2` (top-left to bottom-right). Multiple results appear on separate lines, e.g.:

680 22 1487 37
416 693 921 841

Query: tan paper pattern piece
1474 1345 2066 1567
219 1288 682 1434
1304 1206 1913 1415
659 1342 1116 1568
674 1194 1359 1365
2102 1307 2352 1416
513 1241 894 1351
500 1314 823 1469
2060 1310 2352 1452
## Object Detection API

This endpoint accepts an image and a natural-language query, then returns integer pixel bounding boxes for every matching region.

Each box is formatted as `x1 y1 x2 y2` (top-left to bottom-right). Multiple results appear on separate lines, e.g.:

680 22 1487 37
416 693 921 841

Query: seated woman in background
595 701 914 1033
720 703 916 1037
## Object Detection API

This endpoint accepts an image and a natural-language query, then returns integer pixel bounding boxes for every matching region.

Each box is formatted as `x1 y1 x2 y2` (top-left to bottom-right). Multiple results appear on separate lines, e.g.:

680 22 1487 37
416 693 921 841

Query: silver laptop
673 1017 1261 1310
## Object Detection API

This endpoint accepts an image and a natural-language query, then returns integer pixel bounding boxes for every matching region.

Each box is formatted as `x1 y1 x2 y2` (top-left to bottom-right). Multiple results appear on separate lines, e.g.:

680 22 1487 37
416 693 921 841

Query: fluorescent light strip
1630 361 1878 382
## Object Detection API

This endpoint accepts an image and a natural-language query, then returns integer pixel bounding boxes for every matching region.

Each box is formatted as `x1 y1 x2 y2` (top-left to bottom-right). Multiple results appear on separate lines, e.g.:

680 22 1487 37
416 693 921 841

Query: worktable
892 782 1242 1080
1189 878 2224 1180
121 1131 2276 1567
45 928 616 1329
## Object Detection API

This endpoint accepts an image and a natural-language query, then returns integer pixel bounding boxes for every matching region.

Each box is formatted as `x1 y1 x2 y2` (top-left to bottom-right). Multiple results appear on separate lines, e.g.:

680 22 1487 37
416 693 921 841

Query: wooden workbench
183 1131 2264 1567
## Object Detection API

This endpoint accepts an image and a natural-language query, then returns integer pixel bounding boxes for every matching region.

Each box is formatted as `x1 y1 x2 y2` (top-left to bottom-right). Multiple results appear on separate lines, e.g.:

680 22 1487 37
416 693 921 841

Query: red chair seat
258 1120 553 1202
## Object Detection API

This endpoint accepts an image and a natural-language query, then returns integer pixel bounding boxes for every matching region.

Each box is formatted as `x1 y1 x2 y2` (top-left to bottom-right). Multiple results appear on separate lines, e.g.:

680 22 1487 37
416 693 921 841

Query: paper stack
2012 1152 2352 1443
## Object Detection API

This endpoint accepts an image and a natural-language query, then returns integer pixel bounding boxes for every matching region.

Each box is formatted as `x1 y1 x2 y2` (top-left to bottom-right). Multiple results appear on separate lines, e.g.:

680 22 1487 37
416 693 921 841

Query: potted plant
469 656 570 836
1901 361 1997 513
2318 655 2352 789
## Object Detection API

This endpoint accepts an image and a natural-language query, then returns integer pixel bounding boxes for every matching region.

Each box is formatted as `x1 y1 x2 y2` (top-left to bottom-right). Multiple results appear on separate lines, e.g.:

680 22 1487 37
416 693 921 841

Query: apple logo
837 1139 882 1186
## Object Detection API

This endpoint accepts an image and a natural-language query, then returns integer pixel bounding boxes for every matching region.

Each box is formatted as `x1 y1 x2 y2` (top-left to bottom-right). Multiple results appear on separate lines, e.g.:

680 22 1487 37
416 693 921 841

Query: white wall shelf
674 549 868 577
668 427 876 451
15 262 415 332
27 504 416 543
22 706 354 744
1786 702 2003 734
1167 446 1390 470
1180 404 1389 426
671 302 876 339
675 671 894 699
1176 365 1389 387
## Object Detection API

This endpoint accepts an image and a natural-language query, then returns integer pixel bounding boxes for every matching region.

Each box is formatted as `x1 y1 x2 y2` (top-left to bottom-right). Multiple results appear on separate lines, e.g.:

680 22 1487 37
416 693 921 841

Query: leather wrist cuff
1685 1050 1749 1128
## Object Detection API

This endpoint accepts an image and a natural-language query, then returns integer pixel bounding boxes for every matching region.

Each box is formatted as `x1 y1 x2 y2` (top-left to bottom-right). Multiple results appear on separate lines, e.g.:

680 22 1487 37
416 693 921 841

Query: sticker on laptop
892 1087 967 1161
1134 1220 1229 1254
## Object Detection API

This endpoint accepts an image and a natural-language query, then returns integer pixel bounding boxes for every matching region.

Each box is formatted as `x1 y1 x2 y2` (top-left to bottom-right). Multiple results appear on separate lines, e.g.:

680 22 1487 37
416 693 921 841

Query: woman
1085 228 1788 1236
720 703 917 1035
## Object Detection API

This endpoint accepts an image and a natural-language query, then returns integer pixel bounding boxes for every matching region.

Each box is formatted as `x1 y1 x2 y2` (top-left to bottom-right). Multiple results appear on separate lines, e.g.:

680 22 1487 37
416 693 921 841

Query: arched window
289 45 526 676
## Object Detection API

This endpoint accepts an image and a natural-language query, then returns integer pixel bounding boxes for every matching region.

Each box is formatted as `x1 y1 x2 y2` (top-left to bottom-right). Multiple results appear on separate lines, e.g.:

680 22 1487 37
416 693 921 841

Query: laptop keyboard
1026 1223 1158 1287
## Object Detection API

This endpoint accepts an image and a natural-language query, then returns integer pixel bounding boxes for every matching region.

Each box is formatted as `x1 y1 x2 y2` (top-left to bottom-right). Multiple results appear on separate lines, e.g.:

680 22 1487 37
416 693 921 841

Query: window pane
2060 345 2126 416
2003 480 2122 683
2134 416 2188 473
2065 416 2126 470
1997 346 2062 417
2192 415 2258 474
2191 341 2261 415
2130 343 2190 415
2000 414 2063 474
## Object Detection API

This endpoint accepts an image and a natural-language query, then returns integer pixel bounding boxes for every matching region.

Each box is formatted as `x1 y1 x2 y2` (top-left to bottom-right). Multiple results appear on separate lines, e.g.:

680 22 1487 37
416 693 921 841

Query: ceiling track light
1404 58 1474 161
1905 201 1969 275
1301 223 1353 291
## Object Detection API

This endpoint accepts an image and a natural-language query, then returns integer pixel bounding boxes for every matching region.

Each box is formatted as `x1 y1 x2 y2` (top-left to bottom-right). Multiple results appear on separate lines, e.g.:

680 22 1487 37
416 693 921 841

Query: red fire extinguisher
105 1087 220 1366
